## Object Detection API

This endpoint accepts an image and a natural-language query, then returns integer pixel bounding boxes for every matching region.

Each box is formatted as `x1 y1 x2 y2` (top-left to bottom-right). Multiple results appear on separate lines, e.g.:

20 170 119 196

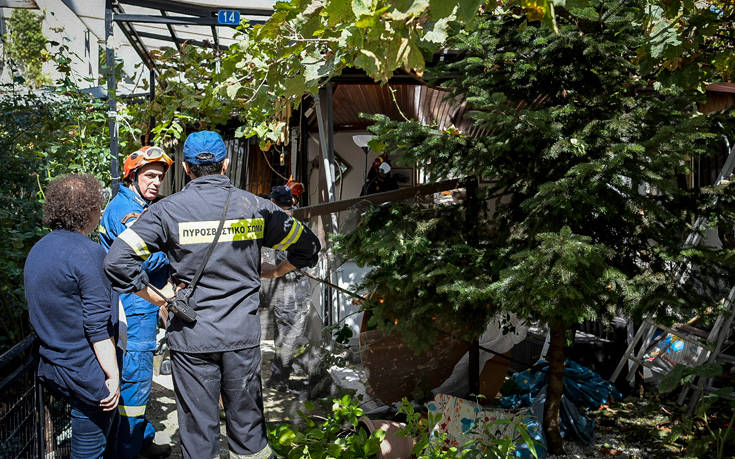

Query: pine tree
334 0 735 453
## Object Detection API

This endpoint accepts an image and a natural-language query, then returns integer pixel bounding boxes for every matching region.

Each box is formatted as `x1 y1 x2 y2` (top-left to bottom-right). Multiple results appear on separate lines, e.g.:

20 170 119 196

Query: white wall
307 130 416 202
308 131 376 204
306 130 418 347
0 0 146 92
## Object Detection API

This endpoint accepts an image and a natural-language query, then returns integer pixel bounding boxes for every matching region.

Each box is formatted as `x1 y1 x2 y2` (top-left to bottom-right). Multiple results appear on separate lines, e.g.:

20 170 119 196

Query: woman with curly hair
24 174 121 458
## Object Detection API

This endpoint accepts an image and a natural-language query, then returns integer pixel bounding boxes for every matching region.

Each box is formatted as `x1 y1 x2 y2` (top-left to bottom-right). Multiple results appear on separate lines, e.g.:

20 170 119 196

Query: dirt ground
147 339 312 458
146 308 317 458
144 310 702 459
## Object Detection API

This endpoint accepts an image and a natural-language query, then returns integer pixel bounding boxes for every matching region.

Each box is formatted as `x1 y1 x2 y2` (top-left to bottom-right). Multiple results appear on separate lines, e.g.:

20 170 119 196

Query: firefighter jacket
103 174 321 353
99 185 170 320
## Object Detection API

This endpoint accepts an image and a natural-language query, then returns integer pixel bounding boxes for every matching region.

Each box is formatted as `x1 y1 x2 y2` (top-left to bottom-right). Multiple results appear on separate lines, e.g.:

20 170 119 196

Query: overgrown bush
267 394 539 458
3 9 51 87
0 44 141 351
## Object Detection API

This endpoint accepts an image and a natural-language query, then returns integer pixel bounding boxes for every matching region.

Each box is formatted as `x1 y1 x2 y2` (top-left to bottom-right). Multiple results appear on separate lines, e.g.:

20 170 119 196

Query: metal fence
0 335 71 459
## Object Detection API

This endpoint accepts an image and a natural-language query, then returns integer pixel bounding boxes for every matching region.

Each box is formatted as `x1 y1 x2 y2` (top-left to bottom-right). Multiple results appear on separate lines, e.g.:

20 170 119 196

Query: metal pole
35 367 45 457
326 83 335 174
469 341 480 395
106 0 120 196
314 90 338 233
211 25 221 74
314 89 338 326
300 99 309 207
314 92 337 205
148 66 155 144
325 83 341 325
244 138 250 191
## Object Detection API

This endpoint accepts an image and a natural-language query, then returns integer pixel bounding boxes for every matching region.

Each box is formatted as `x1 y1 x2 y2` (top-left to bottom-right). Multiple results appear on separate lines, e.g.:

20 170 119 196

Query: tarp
499 360 622 445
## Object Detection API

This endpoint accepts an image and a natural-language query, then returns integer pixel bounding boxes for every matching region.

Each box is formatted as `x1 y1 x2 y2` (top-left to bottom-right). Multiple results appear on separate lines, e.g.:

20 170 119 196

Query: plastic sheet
499 360 622 445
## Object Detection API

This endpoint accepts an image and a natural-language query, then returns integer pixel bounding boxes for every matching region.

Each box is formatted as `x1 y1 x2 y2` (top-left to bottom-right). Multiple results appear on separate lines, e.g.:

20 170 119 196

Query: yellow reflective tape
279 221 303 251
118 228 151 260
274 220 303 251
178 218 264 245
273 220 298 250
228 444 272 459
118 404 146 417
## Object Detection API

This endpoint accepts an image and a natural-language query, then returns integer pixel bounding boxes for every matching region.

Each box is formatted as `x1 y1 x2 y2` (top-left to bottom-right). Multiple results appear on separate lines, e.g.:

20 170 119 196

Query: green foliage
267 394 385 458
490 227 624 326
267 394 539 459
138 0 731 152
638 0 735 90
397 398 540 458
141 0 491 148
3 9 51 87
0 46 137 352
335 0 735 351
332 202 495 350
658 363 735 458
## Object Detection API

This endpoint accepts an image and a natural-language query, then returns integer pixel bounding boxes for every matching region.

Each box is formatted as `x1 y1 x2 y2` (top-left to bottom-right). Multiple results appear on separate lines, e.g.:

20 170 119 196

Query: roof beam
135 30 228 51
331 68 423 85
113 13 267 26
160 10 182 53
113 4 158 75
114 14 221 25
291 179 461 220
118 0 272 18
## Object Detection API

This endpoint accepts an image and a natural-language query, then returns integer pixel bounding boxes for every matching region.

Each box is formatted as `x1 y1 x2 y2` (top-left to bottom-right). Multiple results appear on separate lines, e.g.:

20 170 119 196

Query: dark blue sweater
25 230 119 407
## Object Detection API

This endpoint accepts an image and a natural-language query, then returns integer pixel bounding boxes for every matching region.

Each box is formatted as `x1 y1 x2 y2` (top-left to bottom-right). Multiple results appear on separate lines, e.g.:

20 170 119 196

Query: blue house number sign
217 9 240 26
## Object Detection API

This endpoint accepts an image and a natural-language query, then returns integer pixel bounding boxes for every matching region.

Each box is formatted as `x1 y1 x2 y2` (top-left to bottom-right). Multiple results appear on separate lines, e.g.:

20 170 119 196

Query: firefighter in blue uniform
99 146 173 459
103 131 321 459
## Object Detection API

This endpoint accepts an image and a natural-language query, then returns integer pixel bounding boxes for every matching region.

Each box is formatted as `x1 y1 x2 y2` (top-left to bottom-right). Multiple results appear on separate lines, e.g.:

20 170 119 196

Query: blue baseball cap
183 131 227 164
270 185 293 206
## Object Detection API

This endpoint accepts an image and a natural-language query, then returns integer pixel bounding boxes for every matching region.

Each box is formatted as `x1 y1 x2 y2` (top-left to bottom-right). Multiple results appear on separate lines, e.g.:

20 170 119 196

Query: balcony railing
0 335 71 459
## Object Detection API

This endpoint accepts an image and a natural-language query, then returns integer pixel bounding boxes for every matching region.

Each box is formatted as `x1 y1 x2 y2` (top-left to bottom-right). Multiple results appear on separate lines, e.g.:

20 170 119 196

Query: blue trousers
116 312 158 459
70 404 117 459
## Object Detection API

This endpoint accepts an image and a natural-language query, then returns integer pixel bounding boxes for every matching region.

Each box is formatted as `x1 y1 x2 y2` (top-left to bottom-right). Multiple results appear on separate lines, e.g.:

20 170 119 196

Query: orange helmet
286 177 305 198
123 146 173 181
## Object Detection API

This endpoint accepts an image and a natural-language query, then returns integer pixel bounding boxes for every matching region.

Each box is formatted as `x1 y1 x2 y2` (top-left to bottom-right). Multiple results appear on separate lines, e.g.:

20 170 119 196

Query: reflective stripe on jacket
100 185 170 316
103 174 321 353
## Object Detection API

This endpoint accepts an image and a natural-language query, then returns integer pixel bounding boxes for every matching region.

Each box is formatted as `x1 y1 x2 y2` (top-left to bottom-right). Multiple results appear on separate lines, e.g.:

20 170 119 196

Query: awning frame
105 0 273 195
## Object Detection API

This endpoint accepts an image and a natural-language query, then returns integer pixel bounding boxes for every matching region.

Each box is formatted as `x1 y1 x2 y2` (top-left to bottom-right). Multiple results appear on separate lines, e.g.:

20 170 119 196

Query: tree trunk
544 319 565 455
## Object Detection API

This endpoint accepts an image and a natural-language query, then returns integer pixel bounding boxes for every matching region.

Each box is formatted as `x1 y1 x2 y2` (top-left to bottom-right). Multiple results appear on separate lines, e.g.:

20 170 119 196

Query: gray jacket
104 174 320 353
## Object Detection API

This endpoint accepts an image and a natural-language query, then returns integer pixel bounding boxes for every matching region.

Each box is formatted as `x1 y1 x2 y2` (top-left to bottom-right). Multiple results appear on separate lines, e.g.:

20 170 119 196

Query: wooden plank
291 178 460 220
707 83 735 94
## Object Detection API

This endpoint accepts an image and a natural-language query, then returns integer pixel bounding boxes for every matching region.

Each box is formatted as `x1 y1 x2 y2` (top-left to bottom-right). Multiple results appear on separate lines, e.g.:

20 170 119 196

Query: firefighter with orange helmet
285 177 305 206
99 146 173 458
